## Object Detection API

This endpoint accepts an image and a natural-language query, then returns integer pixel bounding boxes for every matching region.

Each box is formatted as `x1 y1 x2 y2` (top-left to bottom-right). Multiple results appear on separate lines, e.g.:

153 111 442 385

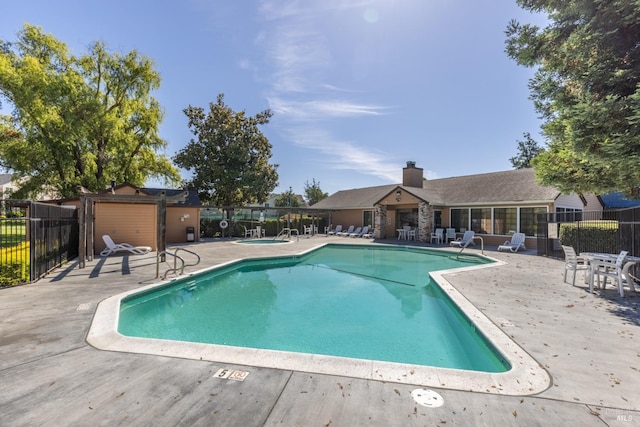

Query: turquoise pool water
118 244 508 373
236 239 290 244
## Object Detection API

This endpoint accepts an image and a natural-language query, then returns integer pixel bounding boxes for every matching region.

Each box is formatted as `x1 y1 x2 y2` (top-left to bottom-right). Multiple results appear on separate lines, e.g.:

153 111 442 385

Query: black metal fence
0 200 78 286
537 206 640 259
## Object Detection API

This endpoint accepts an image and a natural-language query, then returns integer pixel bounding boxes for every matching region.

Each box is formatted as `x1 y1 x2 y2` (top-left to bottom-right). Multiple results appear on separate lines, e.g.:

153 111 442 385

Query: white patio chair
498 233 527 252
100 235 151 257
327 225 342 235
337 225 355 236
592 251 629 297
445 228 456 243
561 245 590 286
348 226 362 237
351 225 368 238
450 230 475 248
430 228 444 244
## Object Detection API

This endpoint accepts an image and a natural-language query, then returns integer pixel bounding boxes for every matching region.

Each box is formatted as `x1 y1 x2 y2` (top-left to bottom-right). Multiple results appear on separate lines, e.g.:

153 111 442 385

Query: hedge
559 220 619 253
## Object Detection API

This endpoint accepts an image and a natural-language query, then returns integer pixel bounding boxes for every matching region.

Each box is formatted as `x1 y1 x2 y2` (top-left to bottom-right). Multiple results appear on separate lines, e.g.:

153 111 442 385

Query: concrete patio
1 236 639 426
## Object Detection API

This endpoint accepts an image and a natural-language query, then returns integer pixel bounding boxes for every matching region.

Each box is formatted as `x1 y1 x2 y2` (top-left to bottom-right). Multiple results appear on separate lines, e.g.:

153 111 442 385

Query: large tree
509 132 544 169
505 1 640 196
174 94 279 206
304 178 328 205
0 24 180 198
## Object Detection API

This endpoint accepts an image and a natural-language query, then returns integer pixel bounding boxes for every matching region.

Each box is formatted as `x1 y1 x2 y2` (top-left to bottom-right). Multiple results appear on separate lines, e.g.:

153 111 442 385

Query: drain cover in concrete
411 388 444 407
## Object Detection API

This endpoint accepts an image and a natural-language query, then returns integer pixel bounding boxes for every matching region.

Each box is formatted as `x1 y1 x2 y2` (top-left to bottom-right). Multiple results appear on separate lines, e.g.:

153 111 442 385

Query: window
520 207 547 236
471 208 491 234
363 210 374 228
555 207 582 222
494 208 517 235
450 209 469 231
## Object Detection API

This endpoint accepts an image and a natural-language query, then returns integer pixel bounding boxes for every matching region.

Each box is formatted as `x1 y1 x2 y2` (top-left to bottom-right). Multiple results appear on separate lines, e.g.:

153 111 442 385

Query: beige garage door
94 203 157 254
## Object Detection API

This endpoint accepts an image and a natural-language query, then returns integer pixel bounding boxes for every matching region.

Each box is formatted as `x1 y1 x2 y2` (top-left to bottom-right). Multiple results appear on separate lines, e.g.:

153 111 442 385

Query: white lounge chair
361 227 374 238
337 225 355 236
497 233 526 252
100 235 151 256
327 225 342 235
450 230 475 248
561 245 589 287
350 226 367 237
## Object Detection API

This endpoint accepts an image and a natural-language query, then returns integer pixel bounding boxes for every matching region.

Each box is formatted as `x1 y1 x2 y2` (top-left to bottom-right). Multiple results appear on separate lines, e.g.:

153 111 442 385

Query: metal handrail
457 236 484 256
156 247 201 280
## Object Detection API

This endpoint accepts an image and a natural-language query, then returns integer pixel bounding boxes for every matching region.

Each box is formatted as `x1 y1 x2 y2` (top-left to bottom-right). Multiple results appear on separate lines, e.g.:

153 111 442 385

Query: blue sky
1 0 547 196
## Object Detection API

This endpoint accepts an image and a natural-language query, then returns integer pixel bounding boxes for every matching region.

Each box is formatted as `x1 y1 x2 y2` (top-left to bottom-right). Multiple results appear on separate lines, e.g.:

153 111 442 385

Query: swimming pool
119 245 505 372
88 242 551 394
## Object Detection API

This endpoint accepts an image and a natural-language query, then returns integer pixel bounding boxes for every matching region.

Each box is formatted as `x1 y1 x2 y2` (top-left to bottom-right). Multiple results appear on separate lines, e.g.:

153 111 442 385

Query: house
312 162 602 249
52 184 201 255
0 174 19 199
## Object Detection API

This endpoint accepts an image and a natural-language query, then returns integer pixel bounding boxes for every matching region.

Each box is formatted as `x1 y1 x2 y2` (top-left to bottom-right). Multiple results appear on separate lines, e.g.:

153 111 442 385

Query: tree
509 132 544 169
304 178 328 205
274 187 302 207
173 94 279 206
505 1 640 196
0 24 180 198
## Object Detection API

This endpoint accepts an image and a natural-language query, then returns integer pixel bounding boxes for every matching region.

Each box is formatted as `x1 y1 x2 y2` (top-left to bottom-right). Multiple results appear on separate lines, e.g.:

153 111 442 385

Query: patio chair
242 225 253 238
430 228 444 244
337 225 355 236
497 233 527 252
445 228 456 242
362 227 374 238
592 250 629 297
351 225 368 237
406 227 417 240
100 235 151 257
561 245 590 286
327 225 342 235
450 230 475 248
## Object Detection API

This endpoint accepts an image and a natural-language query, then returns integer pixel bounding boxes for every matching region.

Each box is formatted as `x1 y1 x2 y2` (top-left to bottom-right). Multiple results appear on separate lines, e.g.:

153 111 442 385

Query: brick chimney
402 161 423 187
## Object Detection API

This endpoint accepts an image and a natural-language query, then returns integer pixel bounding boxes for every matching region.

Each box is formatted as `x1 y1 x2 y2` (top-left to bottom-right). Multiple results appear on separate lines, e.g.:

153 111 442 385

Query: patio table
580 252 640 296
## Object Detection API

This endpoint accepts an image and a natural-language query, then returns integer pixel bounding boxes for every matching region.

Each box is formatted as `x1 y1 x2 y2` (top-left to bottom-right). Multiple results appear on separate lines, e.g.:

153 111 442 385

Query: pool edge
87 245 551 396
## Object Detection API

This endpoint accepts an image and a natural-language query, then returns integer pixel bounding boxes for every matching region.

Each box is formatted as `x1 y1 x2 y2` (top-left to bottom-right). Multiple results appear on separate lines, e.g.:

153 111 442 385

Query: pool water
236 239 290 244
118 244 508 373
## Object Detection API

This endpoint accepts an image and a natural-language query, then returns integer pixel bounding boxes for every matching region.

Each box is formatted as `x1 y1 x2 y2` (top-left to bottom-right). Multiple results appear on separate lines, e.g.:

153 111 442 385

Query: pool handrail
156 247 201 279
457 236 484 256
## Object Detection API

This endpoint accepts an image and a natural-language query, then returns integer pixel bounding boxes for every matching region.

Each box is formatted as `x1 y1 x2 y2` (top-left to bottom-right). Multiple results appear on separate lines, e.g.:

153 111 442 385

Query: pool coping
87 243 551 396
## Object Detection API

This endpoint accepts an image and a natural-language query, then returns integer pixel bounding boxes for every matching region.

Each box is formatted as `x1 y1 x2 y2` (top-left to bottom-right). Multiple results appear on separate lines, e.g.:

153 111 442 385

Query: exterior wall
581 193 603 212
166 207 200 243
330 209 365 229
555 194 585 210
94 203 157 254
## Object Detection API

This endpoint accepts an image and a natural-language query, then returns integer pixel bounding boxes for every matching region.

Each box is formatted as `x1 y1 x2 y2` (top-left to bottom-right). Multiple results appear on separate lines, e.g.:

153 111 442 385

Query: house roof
311 184 398 209
312 168 562 209
141 188 202 206
417 168 561 205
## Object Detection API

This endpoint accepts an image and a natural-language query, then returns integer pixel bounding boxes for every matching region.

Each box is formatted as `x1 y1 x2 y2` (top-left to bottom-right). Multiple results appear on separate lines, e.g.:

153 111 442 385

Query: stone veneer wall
374 204 387 239
418 201 433 242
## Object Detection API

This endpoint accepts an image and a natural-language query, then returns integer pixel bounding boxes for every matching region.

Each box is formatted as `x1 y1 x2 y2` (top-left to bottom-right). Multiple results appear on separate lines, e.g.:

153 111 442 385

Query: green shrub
560 220 619 253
